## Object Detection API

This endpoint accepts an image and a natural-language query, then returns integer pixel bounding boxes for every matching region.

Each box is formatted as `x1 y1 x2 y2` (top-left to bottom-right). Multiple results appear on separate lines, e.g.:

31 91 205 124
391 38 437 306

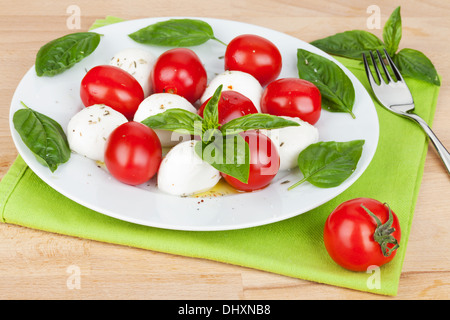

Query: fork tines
363 48 404 85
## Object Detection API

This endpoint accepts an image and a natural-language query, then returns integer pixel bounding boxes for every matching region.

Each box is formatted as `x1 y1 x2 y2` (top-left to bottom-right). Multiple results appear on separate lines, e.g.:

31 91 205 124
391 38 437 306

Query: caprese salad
14 19 363 198
67 37 321 197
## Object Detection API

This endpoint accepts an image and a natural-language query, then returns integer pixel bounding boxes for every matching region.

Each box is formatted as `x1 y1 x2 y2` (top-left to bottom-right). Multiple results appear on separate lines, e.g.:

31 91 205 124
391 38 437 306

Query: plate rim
8 16 379 231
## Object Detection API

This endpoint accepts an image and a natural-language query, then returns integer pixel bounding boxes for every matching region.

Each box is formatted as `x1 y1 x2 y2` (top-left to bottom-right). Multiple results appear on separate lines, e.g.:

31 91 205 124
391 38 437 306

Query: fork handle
402 112 450 175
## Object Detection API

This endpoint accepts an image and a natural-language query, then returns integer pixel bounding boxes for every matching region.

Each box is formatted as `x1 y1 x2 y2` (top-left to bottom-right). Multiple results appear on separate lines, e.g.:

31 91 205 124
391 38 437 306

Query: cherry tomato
104 121 162 186
323 198 401 272
222 130 280 192
224 34 282 87
198 90 258 125
151 48 207 104
80 65 144 120
260 78 321 125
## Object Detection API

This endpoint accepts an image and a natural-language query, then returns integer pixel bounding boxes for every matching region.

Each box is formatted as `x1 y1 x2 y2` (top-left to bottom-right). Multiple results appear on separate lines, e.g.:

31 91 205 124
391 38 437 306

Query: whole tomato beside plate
323 198 401 272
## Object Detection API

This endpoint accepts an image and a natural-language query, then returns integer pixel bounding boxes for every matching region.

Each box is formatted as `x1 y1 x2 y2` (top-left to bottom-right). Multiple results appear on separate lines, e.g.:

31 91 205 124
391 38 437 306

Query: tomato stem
361 204 400 257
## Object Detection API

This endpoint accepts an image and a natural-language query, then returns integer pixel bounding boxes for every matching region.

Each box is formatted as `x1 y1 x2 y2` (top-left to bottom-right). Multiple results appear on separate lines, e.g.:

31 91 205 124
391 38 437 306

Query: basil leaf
220 114 299 135
394 48 441 86
141 108 203 135
202 85 222 138
195 134 250 184
310 30 385 60
89 16 124 31
383 6 402 57
35 32 101 77
13 102 71 172
288 140 365 189
128 18 226 47
201 85 225 143
297 49 356 118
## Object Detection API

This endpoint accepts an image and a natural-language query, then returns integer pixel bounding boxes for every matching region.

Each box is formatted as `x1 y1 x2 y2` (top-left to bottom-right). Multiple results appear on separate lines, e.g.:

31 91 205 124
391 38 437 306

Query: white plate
9 17 379 231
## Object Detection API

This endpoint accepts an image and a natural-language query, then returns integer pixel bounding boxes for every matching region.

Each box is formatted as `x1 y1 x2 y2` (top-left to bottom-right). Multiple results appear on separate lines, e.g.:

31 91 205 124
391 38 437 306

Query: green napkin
0 57 440 296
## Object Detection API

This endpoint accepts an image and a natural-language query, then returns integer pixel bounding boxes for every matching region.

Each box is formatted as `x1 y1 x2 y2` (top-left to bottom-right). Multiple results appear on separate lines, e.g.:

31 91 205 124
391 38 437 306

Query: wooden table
1 0 449 300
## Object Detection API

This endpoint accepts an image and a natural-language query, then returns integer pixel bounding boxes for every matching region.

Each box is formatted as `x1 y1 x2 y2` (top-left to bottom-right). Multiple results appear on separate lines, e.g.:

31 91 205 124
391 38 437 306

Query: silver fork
363 48 450 175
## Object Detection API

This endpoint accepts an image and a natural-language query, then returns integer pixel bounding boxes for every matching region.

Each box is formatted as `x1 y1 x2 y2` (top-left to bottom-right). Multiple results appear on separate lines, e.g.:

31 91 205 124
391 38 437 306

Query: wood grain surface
1 0 449 300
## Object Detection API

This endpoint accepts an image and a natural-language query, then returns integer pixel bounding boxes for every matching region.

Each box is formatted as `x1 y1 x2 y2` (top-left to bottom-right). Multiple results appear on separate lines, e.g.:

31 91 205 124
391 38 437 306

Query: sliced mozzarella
67 104 128 162
157 140 221 196
133 93 197 147
109 48 156 97
262 116 319 171
200 70 263 112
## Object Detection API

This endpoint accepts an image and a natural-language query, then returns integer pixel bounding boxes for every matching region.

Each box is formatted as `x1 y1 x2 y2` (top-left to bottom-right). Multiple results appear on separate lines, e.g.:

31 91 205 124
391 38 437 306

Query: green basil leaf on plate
297 49 356 118
383 6 402 57
13 102 71 172
310 30 385 60
394 48 441 86
288 140 365 190
35 32 101 77
195 134 250 184
141 108 203 136
128 18 226 47
220 113 299 135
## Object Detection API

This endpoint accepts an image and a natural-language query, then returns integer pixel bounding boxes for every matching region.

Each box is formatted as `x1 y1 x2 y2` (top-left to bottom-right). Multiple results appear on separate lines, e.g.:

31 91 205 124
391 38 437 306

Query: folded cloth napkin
0 56 440 296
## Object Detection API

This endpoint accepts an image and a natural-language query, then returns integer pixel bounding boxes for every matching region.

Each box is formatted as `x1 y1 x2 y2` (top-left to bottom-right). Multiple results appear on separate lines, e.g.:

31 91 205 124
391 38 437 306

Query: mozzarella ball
200 70 263 112
133 93 197 147
157 140 221 196
67 104 128 162
109 48 156 97
263 116 319 171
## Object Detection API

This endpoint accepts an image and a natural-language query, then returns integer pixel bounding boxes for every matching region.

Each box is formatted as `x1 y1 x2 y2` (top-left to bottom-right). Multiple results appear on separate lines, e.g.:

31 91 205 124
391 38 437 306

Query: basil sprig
13 102 71 172
297 49 356 118
141 85 299 183
310 6 440 86
129 19 226 47
35 32 101 77
288 140 365 190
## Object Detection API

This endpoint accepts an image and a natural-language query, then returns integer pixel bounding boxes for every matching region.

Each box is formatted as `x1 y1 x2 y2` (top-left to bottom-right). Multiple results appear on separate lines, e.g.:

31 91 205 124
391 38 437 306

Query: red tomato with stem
151 48 207 104
198 90 258 125
80 65 144 120
224 34 282 87
323 198 401 272
104 121 162 186
260 78 321 125
222 130 280 192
